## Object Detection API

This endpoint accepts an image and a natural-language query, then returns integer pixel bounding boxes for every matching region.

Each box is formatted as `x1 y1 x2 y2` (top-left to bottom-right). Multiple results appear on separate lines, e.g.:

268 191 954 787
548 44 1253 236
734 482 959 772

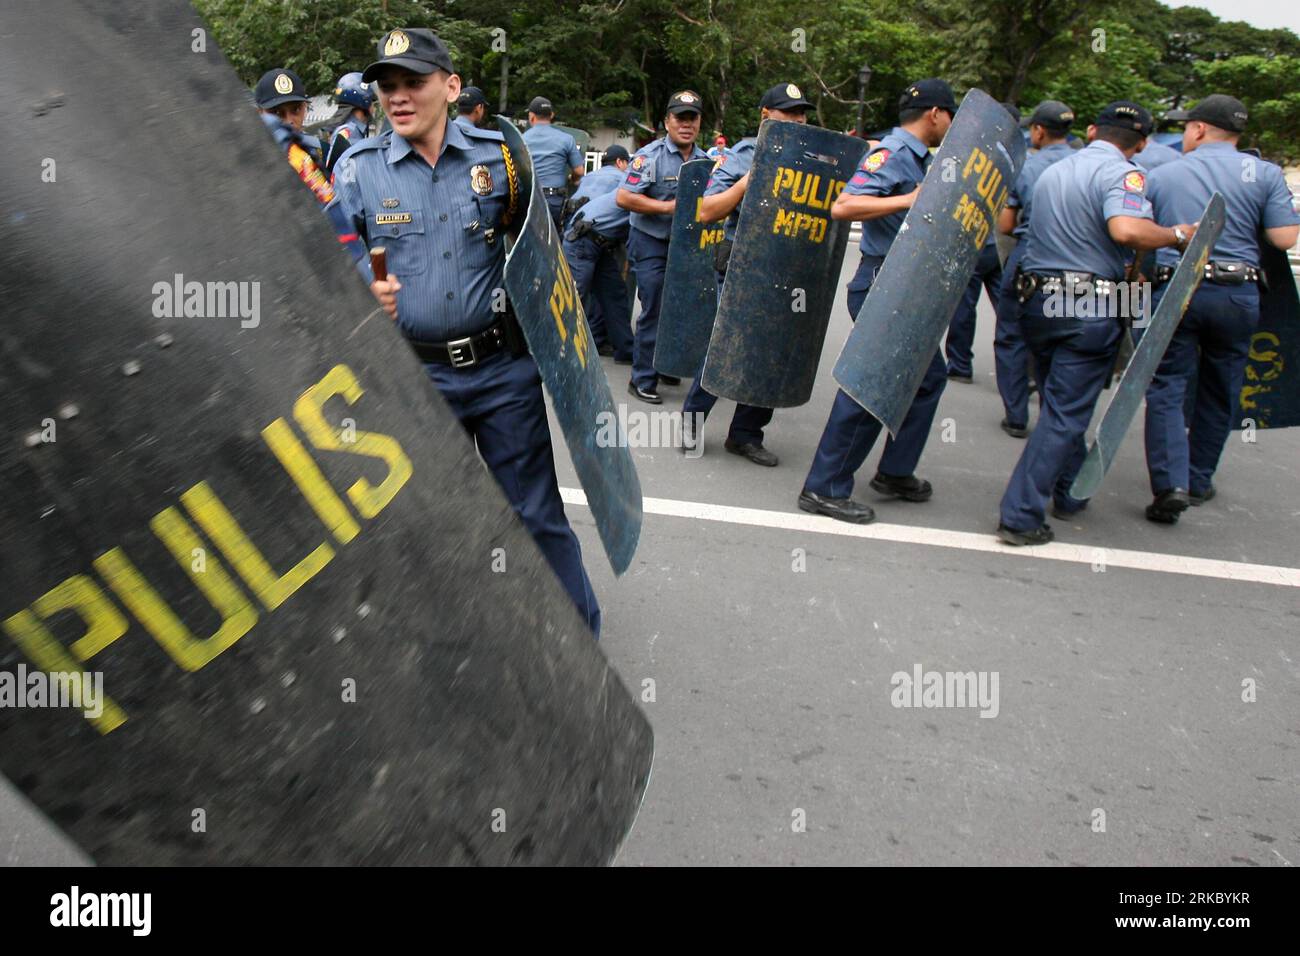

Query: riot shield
833 89 1026 435
0 0 652 866
1069 194 1225 500
700 122 867 407
1234 242 1300 429
498 118 643 574
654 159 724 377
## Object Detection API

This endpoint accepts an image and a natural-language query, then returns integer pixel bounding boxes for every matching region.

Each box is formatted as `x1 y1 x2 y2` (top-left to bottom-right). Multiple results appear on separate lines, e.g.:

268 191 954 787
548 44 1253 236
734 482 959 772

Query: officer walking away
330 28 602 634
1140 94 1300 523
324 72 375 176
523 96 584 228
797 79 957 524
454 85 493 130
996 101 1197 545
993 99 1076 438
682 82 815 467
617 91 709 404
563 180 636 364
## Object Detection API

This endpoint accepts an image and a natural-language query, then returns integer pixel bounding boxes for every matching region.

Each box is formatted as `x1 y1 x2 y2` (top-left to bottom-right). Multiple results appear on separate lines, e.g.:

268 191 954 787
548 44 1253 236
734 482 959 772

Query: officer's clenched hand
370 276 402 320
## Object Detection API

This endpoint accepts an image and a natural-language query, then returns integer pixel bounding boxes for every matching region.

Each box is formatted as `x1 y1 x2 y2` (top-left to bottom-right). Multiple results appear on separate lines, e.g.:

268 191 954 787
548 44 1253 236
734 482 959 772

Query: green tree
1194 55 1300 163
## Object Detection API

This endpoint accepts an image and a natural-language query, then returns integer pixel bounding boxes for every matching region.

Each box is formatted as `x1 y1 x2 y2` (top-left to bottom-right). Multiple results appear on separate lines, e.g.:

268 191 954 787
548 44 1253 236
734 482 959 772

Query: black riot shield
0 0 652 866
654 159 725 377
1234 243 1300 429
498 119 642 574
833 89 1026 435
1069 194 1225 500
699 122 867 407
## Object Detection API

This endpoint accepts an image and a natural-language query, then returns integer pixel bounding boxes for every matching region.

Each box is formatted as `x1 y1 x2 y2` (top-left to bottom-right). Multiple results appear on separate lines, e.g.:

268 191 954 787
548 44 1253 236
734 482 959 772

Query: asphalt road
3 250 1297 867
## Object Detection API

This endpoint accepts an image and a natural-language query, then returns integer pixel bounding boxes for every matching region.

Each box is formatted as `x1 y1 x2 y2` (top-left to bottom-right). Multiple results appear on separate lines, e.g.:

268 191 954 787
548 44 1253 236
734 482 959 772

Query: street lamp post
855 63 873 138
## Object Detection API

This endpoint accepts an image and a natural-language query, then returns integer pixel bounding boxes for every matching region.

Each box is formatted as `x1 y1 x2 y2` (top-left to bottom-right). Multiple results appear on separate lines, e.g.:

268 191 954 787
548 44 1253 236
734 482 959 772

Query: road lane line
559 487 1300 589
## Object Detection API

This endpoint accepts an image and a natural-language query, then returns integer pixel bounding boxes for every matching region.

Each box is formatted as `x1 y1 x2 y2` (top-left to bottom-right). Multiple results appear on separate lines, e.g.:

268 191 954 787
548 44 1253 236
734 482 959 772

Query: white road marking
559 488 1300 589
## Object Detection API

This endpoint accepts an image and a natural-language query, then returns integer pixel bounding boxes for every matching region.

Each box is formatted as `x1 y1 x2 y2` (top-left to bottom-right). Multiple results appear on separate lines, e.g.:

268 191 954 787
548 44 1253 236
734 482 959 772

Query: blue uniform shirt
522 123 582 189
844 126 931 257
1006 141 1073 238
569 162 624 204
331 117 514 342
704 137 755 241
620 135 710 240
1021 140 1153 279
575 188 630 239
1147 142 1300 269
1133 139 1181 172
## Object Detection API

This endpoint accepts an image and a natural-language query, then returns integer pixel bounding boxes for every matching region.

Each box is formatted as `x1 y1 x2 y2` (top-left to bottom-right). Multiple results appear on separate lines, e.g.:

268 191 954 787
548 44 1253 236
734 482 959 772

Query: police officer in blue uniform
618 91 710 404
523 96 584 228
331 28 601 634
254 68 325 165
1141 94 1300 523
563 160 635 363
797 79 956 524
996 101 1197 545
681 82 815 467
565 145 629 223
560 145 630 357
454 86 492 130
1133 129 1181 171
994 99 1076 438
325 72 374 176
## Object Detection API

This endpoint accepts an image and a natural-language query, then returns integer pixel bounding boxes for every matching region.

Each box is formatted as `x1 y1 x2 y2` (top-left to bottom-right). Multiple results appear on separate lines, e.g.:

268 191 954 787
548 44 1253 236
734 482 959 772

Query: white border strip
560 487 1300 589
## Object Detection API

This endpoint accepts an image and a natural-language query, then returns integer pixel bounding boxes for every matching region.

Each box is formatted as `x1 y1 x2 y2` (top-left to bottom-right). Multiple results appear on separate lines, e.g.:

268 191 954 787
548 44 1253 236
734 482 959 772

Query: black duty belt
1015 269 1119 303
1153 260 1260 286
542 187 567 197
406 318 509 368
591 230 622 252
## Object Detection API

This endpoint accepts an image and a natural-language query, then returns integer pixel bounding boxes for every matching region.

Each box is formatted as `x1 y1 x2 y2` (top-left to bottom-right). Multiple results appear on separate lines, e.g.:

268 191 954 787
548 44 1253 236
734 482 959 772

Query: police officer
994 99 1076 438
681 82 815 467
1140 94 1300 523
617 91 710 404
523 96 584 228
996 101 1196 545
563 178 635 363
565 145 630 226
1133 126 1181 171
797 79 956 524
325 72 374 176
331 28 601 634
454 86 492 130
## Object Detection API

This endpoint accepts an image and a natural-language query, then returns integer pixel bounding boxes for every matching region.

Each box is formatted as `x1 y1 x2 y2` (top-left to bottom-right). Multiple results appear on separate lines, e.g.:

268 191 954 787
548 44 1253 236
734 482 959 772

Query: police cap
666 91 703 116
602 144 631 165
254 69 310 109
361 29 455 82
898 79 957 114
759 83 814 112
528 96 555 116
458 86 490 111
1094 100 1153 135
1187 94 1248 133
1027 100 1075 132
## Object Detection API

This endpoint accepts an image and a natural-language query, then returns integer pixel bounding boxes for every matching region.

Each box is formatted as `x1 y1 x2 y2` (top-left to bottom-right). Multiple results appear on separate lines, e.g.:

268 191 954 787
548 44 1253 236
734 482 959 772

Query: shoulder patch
631 155 646 171
1123 170 1145 192
864 149 891 173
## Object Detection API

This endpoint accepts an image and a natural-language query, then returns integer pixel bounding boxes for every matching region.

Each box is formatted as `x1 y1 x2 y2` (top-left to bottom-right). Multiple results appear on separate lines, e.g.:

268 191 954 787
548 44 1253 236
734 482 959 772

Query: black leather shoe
997 523 1054 546
1145 488 1190 524
627 381 662 404
947 370 973 384
869 472 933 502
724 439 778 467
1188 485 1216 506
1050 502 1086 521
659 375 682 386
798 490 875 524
1000 418 1029 439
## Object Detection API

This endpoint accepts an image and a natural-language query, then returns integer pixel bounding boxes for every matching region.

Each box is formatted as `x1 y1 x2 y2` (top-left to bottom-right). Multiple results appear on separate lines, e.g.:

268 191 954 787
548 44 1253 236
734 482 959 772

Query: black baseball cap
254 68 310 109
528 96 555 116
1188 94 1248 133
457 86 489 111
1027 100 1075 132
361 28 455 82
602 144 630 164
666 90 703 116
1095 100 1153 135
759 83 814 112
899 78 957 114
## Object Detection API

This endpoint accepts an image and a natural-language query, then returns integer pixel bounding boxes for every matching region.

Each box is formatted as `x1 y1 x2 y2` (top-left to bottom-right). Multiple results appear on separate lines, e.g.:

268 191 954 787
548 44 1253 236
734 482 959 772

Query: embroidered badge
1123 171 1145 192
864 149 890 173
274 73 294 95
381 197 400 208
384 30 410 56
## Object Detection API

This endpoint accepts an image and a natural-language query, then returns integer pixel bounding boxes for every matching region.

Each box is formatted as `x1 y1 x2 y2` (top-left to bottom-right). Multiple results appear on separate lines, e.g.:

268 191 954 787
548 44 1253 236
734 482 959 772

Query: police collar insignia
384 30 410 56
381 197 400 208
274 73 294 95
470 164 494 195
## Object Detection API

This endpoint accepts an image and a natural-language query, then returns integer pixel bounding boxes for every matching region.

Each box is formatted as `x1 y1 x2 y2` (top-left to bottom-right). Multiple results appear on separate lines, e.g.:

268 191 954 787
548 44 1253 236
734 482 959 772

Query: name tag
375 212 413 225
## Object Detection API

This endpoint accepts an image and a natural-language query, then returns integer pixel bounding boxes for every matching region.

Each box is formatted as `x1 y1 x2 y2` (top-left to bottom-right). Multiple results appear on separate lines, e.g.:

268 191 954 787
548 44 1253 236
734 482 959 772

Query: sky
1165 1 1300 34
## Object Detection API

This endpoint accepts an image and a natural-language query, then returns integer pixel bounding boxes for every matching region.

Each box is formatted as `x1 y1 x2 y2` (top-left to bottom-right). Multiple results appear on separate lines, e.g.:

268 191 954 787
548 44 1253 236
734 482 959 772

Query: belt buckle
447 336 477 368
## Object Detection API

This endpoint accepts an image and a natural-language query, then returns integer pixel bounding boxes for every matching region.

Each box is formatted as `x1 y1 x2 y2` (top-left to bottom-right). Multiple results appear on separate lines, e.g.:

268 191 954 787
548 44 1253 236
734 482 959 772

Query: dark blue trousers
544 193 566 231
944 241 1003 378
424 351 601 637
1141 281 1260 495
683 271 775 445
627 227 669 391
803 256 947 498
563 232 634 362
998 293 1121 531
993 241 1032 427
